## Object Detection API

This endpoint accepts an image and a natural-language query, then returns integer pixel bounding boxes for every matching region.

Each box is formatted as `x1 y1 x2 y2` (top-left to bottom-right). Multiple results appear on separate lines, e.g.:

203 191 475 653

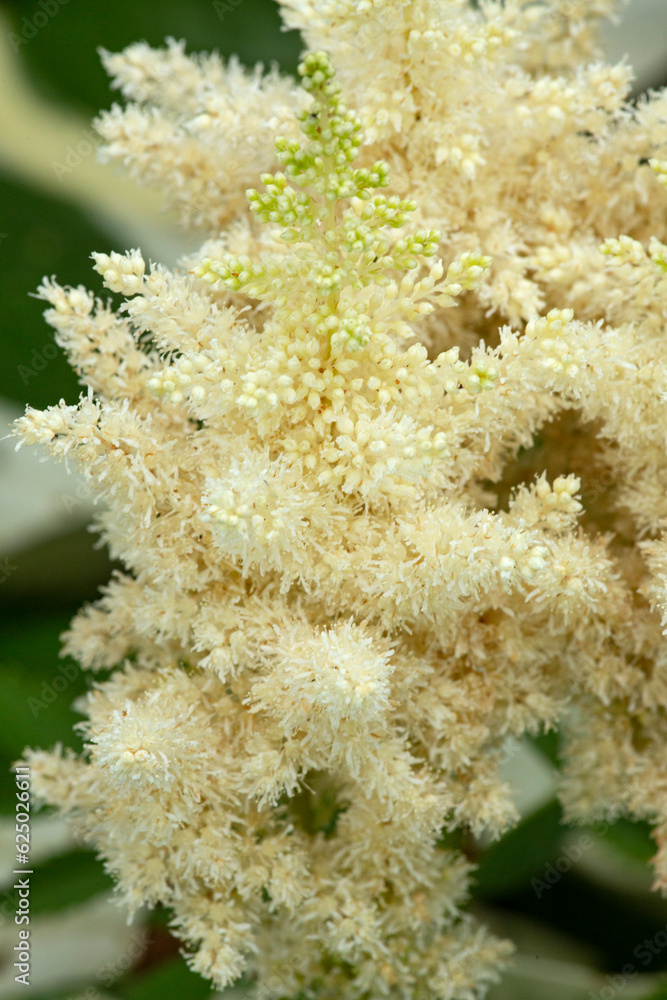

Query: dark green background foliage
2 3 667 998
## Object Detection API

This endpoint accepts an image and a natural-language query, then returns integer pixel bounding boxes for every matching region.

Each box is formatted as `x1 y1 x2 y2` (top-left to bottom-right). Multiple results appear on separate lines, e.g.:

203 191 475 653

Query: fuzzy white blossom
12 2 667 998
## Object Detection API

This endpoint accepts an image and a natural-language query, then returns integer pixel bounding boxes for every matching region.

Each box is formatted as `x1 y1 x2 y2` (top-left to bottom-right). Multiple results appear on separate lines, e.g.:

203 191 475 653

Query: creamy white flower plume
13 5 667 998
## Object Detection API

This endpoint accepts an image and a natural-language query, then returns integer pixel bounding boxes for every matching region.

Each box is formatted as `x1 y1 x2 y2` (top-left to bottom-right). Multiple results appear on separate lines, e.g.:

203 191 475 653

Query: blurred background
0 2 666 998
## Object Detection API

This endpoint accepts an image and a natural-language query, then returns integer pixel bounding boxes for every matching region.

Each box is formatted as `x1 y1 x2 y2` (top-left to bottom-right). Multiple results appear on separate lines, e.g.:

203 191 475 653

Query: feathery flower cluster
12 2 667 997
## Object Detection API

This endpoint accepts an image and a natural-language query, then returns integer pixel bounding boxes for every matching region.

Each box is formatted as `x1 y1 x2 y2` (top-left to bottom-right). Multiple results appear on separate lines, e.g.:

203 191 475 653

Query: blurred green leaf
2 0 302 118
145 903 173 928
26 848 114 915
594 816 656 866
119 956 214 1000
642 983 667 1000
1 526 115 614
473 800 564 898
0 171 114 409
0 612 90 813
528 728 561 768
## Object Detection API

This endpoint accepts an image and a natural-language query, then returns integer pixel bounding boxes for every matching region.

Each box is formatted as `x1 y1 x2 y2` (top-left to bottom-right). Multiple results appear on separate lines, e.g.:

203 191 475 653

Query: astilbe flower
11 1 667 997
